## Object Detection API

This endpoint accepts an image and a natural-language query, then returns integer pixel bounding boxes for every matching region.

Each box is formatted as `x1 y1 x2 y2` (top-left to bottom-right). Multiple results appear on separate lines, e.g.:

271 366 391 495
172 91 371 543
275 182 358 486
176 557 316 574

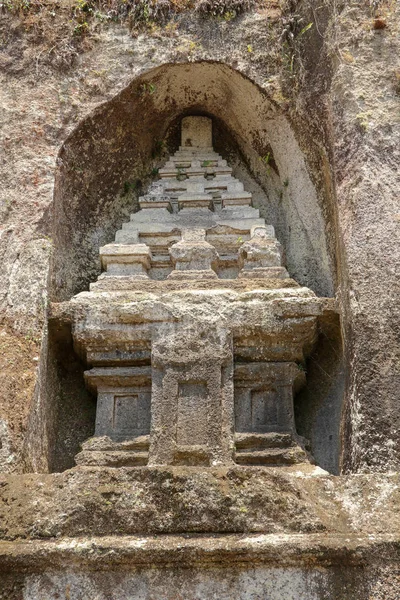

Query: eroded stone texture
168 229 219 280
18 564 369 600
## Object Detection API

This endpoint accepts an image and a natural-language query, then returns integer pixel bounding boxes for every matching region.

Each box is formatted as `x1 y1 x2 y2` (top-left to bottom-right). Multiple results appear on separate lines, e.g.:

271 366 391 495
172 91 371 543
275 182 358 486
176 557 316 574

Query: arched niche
51 61 335 302
35 62 344 474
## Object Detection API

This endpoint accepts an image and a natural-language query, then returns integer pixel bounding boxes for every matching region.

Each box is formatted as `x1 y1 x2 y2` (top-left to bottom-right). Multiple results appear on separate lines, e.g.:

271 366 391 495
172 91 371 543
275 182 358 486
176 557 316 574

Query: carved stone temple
66 117 323 469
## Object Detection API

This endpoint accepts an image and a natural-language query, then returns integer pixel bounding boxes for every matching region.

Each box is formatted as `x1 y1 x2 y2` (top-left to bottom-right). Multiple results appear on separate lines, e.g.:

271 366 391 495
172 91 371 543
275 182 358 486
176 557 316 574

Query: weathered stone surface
1 469 400 541
60 122 325 470
85 368 151 442
65 286 321 368
181 116 213 148
168 229 219 280
235 364 296 433
1 533 400 599
100 244 152 278
238 225 289 279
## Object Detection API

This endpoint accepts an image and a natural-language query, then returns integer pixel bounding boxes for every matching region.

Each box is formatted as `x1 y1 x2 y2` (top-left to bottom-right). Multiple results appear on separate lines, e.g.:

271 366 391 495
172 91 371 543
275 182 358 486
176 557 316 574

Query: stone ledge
1 533 400 572
49 287 337 326
1 468 400 541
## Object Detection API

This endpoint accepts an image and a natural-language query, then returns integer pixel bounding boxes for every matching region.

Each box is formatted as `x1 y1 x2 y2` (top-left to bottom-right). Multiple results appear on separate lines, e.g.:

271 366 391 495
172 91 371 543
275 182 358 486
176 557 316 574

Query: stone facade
1 1 399 594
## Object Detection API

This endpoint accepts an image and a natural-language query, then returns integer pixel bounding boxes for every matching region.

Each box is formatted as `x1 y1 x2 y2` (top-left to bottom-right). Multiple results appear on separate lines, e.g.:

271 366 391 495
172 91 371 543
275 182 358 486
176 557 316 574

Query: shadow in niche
50 61 335 304
46 322 96 473
294 312 344 475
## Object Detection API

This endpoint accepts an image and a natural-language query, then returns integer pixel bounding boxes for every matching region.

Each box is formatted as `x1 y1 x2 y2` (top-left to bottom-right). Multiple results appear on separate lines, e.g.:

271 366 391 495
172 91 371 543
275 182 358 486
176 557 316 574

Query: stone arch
29 62 344 474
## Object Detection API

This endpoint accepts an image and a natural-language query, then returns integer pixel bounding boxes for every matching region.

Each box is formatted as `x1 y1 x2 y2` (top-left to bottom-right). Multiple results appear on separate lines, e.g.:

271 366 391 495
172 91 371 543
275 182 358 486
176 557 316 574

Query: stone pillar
148 323 234 466
75 367 152 467
238 225 289 279
168 229 219 280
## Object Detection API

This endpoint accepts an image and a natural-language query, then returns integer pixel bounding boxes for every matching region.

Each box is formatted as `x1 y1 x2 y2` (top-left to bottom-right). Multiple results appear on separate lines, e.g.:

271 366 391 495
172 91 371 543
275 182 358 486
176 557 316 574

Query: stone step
178 145 215 153
76 434 150 467
139 197 171 210
205 166 232 176
235 432 295 450
75 450 149 467
235 447 307 466
172 156 222 164
186 167 207 177
160 167 232 180
178 194 212 209
89 276 298 292
218 214 264 227
81 434 150 452
163 180 188 192
221 192 252 207
204 181 234 191
176 148 219 156
159 170 185 179
171 159 221 168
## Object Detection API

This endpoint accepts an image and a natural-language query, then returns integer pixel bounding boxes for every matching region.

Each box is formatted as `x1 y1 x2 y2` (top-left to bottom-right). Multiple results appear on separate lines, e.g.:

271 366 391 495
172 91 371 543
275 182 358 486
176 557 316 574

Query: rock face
0 1 400 597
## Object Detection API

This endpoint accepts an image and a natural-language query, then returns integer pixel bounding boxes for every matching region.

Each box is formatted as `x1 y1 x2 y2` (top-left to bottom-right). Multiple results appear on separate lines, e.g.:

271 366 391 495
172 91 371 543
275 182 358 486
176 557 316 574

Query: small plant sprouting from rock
356 112 370 133
73 22 89 36
140 82 157 96
280 3 314 82
123 181 138 195
152 139 165 158
176 167 187 181
261 152 271 166
297 363 307 375
128 0 172 31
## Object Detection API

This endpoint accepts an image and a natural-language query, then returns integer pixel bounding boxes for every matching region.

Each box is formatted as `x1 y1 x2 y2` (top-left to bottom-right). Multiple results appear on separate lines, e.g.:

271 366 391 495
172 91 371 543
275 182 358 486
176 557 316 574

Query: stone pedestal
233 362 308 465
100 244 152 278
65 117 323 470
76 367 152 466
